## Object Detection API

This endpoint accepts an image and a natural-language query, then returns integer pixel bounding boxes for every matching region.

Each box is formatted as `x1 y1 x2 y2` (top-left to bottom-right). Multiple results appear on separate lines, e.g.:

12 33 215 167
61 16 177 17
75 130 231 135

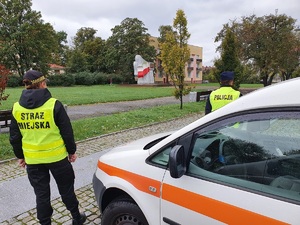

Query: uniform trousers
26 157 80 225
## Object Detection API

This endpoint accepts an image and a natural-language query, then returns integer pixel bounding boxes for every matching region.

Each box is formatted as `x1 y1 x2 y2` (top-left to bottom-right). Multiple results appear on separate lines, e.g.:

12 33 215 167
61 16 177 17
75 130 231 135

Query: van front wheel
101 200 149 225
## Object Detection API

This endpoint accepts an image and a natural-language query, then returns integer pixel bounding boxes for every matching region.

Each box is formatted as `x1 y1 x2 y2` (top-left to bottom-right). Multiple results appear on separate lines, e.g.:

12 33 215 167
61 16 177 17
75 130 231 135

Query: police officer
9 70 86 225
205 71 242 114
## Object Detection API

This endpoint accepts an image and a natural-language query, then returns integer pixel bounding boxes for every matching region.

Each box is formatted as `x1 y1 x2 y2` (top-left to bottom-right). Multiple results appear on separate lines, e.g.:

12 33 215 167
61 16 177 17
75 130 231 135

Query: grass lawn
0 101 206 161
0 83 262 110
0 85 174 110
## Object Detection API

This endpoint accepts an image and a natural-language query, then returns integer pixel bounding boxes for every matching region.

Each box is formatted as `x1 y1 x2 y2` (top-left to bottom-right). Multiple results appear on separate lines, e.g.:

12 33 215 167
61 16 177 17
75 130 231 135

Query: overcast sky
31 0 300 66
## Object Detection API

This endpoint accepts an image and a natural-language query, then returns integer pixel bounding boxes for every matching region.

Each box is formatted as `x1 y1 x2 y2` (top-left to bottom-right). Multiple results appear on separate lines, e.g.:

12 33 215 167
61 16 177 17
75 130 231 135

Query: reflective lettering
19 112 45 120
17 122 51 130
214 95 233 101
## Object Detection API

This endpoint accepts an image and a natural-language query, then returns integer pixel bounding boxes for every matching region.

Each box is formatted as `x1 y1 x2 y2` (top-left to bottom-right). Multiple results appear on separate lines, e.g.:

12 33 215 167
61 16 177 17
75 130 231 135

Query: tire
101 200 149 225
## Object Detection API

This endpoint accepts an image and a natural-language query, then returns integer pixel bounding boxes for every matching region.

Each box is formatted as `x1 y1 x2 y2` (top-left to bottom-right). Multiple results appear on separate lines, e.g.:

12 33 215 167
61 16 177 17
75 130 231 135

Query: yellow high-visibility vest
12 98 67 164
210 87 240 112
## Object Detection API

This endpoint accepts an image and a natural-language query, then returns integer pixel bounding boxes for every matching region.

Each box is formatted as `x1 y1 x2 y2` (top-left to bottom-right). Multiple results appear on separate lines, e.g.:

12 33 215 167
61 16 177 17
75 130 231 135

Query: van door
160 111 300 225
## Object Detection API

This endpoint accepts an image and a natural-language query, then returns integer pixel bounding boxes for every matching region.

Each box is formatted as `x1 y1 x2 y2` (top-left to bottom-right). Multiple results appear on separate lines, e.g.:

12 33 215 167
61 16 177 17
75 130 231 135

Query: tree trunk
179 84 183 109
179 94 183 109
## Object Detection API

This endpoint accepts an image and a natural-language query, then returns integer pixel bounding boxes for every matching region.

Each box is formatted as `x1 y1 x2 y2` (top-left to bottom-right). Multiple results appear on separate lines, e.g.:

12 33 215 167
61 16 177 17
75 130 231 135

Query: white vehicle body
93 78 300 225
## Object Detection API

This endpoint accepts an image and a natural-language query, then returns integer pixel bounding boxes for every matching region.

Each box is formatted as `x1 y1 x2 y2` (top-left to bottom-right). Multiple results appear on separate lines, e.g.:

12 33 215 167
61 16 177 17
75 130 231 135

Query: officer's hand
18 159 26 168
68 153 77 163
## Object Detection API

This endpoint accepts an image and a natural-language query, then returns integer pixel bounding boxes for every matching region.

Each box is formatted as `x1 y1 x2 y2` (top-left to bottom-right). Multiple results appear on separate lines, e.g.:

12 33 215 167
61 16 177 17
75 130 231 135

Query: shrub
82 72 125 85
7 75 22 87
94 72 109 85
107 73 125 84
47 73 75 86
74 71 95 85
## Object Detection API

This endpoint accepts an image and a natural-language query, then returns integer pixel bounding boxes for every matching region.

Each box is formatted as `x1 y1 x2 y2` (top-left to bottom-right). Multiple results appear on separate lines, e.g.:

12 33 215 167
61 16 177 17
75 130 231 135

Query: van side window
150 142 176 167
188 113 300 203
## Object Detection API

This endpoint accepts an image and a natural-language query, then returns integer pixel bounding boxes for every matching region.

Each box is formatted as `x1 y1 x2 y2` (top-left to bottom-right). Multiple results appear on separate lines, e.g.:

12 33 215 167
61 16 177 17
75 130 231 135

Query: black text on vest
214 95 233 100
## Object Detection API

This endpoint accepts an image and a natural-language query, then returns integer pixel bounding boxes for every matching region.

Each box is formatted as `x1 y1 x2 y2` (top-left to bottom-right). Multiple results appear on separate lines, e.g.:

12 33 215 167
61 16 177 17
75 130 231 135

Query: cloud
32 0 300 66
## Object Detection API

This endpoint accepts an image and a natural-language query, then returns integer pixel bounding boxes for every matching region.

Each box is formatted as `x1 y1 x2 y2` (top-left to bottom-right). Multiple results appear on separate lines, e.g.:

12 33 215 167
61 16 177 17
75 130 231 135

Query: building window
158 70 163 78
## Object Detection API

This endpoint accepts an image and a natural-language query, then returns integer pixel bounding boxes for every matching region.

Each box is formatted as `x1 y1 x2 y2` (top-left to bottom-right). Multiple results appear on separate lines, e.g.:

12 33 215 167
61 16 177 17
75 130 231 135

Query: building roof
49 64 65 69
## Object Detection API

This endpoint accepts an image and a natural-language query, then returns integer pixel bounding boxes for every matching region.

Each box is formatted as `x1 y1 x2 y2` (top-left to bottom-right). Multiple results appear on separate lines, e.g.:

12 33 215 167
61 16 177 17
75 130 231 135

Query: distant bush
94 72 109 84
72 72 125 85
7 75 22 87
108 73 125 84
47 73 75 86
94 73 125 85
74 71 95 86
6 71 127 87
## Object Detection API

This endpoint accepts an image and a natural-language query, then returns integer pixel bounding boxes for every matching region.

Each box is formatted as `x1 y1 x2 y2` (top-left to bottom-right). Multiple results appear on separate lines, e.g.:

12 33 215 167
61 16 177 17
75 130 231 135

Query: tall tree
158 25 173 43
276 24 300 81
159 9 190 109
242 13 297 85
83 37 107 72
105 17 156 82
157 25 173 83
0 0 59 76
54 31 68 66
215 13 299 86
67 49 88 73
68 27 106 73
73 27 97 48
214 28 243 89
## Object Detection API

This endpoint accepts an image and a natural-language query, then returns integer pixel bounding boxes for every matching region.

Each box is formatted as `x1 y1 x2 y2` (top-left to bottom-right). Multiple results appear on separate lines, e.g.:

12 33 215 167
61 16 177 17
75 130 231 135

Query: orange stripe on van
162 183 289 225
98 161 289 225
98 161 161 197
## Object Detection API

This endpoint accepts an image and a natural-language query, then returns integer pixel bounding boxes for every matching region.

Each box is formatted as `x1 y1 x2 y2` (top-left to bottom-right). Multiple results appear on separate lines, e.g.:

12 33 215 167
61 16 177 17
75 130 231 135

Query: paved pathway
66 96 189 120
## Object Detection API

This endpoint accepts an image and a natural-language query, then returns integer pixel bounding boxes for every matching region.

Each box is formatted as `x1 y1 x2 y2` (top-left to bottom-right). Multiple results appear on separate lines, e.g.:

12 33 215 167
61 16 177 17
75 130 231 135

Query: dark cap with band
220 71 234 81
23 70 46 84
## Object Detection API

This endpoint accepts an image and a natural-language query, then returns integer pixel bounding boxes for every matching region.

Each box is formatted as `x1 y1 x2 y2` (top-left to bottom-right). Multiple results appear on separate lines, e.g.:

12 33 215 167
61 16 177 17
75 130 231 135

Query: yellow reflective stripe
22 139 64 150
24 146 67 159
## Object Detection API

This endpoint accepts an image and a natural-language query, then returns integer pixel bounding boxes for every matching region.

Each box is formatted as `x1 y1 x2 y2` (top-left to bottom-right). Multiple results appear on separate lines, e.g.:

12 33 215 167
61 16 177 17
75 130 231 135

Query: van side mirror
169 145 186 178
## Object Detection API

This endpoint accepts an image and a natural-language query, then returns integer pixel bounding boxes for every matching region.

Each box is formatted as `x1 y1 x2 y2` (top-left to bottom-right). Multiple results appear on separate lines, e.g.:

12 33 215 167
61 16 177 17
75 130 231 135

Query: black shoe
72 212 86 225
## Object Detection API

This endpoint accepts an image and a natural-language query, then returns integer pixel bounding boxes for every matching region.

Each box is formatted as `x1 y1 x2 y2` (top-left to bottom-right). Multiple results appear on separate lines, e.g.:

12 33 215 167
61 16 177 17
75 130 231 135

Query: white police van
93 78 300 225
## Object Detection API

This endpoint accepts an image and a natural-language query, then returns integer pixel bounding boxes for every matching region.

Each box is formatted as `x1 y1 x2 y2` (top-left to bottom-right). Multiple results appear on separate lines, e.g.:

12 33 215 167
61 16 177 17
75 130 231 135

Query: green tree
215 13 299 86
157 25 173 83
83 37 107 72
159 9 190 109
67 49 88 73
0 0 59 76
105 17 156 82
277 26 300 80
73 27 97 48
158 25 173 43
68 27 107 73
242 13 295 86
239 13 298 86
214 28 243 89
54 31 68 66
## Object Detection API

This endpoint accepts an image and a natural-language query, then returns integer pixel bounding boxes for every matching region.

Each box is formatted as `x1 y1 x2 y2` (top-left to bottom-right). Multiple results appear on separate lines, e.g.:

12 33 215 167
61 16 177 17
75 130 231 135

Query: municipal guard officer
9 70 86 225
205 71 242 114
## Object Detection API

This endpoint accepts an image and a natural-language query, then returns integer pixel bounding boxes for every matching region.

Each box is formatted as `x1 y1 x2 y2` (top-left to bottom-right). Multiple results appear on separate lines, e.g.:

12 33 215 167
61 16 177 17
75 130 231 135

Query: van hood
101 130 174 160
